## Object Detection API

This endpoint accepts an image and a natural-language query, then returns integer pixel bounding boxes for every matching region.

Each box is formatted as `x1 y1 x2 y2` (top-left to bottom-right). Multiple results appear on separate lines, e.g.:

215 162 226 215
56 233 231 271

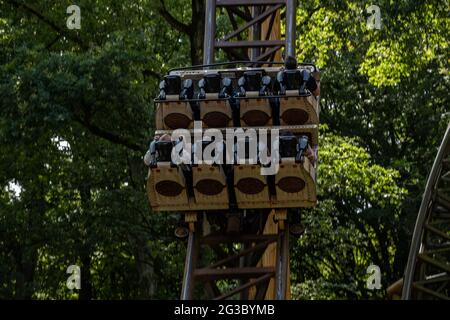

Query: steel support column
402 124 450 300
285 0 296 57
275 227 289 300
179 212 287 300
203 0 217 65
181 230 198 300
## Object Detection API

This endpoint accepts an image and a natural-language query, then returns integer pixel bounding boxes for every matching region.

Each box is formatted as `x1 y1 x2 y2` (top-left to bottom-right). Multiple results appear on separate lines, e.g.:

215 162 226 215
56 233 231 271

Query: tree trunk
79 251 93 300
190 0 205 65
13 185 46 299
79 184 93 300
128 154 156 298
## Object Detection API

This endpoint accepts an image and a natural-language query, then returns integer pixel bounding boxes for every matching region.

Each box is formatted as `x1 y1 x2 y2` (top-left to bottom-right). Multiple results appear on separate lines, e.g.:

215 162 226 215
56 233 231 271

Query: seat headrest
279 135 298 158
163 75 182 95
280 69 302 90
203 73 222 93
156 141 174 162
243 71 263 91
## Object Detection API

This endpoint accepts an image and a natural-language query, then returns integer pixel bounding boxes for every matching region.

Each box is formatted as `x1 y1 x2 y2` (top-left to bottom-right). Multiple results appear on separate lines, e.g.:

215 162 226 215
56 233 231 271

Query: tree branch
157 0 191 35
45 34 63 50
6 0 88 50
143 68 162 80
73 114 145 152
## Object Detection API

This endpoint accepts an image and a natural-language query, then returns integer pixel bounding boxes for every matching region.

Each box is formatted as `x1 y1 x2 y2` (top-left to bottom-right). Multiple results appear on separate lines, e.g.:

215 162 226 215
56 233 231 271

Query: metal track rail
402 123 450 299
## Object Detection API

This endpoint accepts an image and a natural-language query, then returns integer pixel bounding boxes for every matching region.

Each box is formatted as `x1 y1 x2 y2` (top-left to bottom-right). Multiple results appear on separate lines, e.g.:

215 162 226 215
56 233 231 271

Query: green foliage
0 0 188 299
292 130 407 299
297 0 448 86
0 0 448 300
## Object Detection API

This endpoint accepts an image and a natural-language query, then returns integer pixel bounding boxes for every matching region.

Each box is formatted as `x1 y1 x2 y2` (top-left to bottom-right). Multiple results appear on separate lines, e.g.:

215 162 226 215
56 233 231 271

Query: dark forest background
0 0 448 299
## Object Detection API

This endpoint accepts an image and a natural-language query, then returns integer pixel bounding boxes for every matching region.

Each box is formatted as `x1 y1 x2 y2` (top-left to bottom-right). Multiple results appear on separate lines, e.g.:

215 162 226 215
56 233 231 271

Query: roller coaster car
237 70 274 127
191 140 229 210
155 75 197 130
146 140 191 211
198 73 235 128
154 65 320 129
232 134 316 209
277 69 319 126
147 63 320 211
146 131 317 211
233 136 271 208
147 138 231 212
272 135 317 208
